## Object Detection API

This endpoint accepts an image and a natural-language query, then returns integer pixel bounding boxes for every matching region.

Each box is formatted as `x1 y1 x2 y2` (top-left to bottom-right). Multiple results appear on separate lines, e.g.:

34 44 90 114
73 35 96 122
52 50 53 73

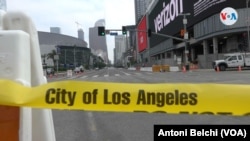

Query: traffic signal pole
97 26 187 42
150 31 186 42
179 13 191 69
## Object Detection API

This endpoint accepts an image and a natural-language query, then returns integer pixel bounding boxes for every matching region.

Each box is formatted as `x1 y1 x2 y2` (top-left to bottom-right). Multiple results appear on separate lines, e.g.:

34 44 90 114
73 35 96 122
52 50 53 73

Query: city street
49 68 250 141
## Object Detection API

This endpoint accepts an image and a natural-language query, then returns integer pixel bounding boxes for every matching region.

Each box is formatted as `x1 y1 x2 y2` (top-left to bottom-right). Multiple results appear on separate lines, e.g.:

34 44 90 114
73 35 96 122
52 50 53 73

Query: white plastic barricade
67 69 73 77
0 11 56 141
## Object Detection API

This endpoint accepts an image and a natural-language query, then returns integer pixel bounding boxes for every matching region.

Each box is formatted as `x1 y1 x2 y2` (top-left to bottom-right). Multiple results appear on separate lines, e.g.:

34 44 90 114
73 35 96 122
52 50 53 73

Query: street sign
184 32 189 40
110 32 118 36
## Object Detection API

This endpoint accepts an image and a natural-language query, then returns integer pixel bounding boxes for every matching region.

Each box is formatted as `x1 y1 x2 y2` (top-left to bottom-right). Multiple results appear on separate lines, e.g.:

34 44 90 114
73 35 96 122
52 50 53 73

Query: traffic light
98 26 105 36
147 29 152 37
122 26 127 35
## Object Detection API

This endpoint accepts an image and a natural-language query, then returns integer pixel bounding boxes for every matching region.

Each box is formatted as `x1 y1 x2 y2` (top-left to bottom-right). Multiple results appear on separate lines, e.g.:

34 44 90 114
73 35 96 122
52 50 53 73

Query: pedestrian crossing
77 72 152 79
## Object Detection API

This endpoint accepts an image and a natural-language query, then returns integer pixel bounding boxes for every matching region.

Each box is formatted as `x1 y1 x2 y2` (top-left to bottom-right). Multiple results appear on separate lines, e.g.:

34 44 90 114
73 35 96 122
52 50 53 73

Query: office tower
89 19 108 63
77 28 84 40
114 35 127 66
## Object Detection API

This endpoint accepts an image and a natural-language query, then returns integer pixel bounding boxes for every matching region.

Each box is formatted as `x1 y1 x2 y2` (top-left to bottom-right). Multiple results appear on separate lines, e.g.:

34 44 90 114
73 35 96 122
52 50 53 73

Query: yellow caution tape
0 79 249 116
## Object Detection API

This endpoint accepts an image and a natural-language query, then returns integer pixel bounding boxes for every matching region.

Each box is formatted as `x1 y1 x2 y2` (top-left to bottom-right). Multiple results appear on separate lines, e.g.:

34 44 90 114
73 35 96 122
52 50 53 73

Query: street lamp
179 13 191 69
247 0 250 51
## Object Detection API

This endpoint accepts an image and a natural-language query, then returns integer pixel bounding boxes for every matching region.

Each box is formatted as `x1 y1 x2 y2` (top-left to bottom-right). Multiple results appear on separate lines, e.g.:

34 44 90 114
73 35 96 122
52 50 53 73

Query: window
228 56 237 61
238 55 242 60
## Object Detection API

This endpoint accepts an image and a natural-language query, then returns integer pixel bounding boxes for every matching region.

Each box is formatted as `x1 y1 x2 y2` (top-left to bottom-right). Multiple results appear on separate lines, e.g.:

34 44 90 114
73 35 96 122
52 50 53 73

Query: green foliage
46 50 57 69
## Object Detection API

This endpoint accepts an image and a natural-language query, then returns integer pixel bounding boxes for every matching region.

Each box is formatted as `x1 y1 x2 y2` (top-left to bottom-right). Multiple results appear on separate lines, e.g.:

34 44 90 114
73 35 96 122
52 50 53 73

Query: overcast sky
6 0 136 63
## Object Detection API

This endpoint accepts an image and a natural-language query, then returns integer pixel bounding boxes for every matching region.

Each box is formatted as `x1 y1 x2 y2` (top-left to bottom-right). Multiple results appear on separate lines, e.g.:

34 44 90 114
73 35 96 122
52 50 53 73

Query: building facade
139 0 248 69
38 31 90 69
114 35 127 67
134 0 154 24
134 0 157 66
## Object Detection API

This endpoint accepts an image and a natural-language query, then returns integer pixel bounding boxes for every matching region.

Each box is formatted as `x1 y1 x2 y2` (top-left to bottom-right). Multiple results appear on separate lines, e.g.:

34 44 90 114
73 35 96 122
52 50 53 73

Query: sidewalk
46 71 85 80
45 72 67 79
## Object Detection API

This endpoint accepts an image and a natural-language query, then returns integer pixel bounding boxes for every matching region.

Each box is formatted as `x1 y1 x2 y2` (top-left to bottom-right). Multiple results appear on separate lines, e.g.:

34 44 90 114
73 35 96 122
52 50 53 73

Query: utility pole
179 13 191 70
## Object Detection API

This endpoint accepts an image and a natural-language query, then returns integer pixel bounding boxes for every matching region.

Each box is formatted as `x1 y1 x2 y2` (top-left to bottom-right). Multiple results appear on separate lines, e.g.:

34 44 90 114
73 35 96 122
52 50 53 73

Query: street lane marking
68 72 152 79
86 112 99 140
87 112 97 131
80 76 88 79
120 71 131 76
67 76 79 79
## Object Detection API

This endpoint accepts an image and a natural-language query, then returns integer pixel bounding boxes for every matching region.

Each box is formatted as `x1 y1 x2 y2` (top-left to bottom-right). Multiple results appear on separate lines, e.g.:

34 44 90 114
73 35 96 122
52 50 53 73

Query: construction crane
75 21 82 29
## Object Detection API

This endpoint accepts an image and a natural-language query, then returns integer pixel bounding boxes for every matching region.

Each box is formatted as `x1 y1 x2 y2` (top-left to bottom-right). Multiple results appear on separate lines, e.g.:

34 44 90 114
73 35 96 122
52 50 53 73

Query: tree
41 54 47 65
47 50 57 68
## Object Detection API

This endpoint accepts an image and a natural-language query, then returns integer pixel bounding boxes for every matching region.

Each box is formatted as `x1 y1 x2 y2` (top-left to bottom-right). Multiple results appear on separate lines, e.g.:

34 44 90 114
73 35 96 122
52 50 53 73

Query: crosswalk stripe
67 76 78 79
67 72 151 79
80 76 88 79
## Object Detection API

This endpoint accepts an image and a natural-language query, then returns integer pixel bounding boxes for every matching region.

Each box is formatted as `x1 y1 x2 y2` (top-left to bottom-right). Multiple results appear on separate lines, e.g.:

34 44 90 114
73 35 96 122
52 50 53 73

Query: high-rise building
77 28 84 40
88 19 108 63
134 0 154 24
0 0 7 11
114 35 127 67
134 0 155 63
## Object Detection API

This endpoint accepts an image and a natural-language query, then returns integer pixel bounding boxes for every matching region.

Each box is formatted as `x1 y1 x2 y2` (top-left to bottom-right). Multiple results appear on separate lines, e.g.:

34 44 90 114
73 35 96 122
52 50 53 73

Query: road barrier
67 70 73 77
0 11 55 141
152 65 170 72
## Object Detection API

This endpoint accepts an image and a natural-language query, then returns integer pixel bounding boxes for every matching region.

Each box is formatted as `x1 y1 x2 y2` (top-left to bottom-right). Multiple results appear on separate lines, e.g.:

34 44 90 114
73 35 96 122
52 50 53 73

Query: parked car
74 67 80 73
74 66 84 73
46 68 55 75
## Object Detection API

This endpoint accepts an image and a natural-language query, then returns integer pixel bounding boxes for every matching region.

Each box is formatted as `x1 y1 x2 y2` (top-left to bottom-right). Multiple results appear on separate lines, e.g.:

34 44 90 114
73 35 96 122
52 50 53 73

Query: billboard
137 16 148 53
148 0 245 47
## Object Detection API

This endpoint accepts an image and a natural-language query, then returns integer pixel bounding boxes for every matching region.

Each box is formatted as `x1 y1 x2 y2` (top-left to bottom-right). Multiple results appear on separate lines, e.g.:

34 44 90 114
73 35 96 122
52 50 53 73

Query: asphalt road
49 68 250 141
